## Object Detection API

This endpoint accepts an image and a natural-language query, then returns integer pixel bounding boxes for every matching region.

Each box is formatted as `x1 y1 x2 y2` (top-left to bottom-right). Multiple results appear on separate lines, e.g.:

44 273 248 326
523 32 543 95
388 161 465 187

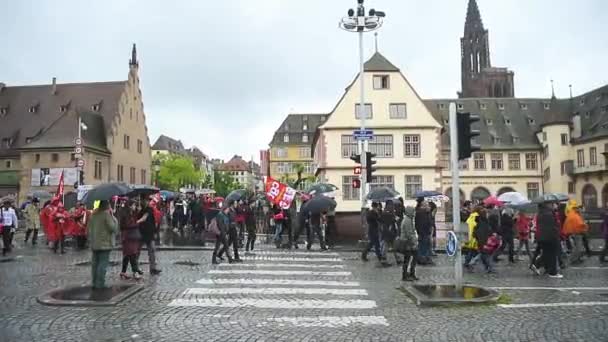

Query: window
369 135 393 158
492 136 501 145
457 103 464 110
438 103 445 109
123 135 130 149
373 75 389 89
355 104 373 119
527 183 540 200
544 167 551 181
491 153 503 170
486 119 493 126
473 153 486 170
568 182 575 194
560 161 569 175
389 103 407 119
141 169 147 184
590 147 597 165
525 153 538 170
370 175 394 191
542 132 547 141
303 124 308 130
561 134 568 145
513 137 520 144
137 139 143 153
92 104 100 111
320 116 325 122
35 154 40 163
580 98 585 106
0 107 7 116
504 119 511 125
584 111 591 118
302 134 308 143
51 153 59 162
70 153 76 161
60 105 68 112
528 118 536 125
520 103 528 110
480 103 487 110
577 149 585 167
498 103 505 110
543 103 550 110
29 106 37 113
543 145 549 159
403 135 420 158
459 159 469 170
283 134 289 143
130 167 136 184
341 135 358 158
273 147 287 158
508 153 520 170
342 176 360 200
117 165 124 182
298 147 311 158
94 160 102 180
404 175 422 198
5 160 11 169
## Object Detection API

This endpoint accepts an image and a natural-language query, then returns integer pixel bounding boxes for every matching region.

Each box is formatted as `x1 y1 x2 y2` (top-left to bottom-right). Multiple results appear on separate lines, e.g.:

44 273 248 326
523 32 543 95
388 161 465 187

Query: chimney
51 77 57 95
0 82 5 93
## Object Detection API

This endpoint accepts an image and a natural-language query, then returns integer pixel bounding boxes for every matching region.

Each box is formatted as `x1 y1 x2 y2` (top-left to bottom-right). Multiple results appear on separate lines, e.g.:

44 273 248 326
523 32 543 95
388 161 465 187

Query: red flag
56 171 65 197
265 177 296 209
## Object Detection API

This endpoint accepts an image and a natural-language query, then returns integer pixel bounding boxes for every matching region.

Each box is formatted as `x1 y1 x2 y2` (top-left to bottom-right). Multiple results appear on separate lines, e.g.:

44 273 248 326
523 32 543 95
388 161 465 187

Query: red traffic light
352 178 361 189
353 166 361 175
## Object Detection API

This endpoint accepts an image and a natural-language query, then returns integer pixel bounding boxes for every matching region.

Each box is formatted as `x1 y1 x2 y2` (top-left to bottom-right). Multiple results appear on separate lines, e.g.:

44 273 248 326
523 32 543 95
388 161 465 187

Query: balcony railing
573 162 607 174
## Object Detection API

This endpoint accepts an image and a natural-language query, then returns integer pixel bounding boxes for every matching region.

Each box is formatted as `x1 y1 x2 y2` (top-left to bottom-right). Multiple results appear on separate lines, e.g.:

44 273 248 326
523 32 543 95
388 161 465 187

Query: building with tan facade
0 44 152 202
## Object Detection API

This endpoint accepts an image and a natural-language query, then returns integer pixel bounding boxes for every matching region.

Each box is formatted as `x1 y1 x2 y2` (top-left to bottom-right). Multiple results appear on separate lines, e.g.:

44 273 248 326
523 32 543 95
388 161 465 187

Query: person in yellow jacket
463 208 482 269
563 200 588 264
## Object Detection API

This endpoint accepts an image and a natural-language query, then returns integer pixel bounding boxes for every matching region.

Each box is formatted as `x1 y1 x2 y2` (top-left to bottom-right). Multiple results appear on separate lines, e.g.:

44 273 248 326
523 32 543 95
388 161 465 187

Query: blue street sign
353 129 374 141
446 231 458 257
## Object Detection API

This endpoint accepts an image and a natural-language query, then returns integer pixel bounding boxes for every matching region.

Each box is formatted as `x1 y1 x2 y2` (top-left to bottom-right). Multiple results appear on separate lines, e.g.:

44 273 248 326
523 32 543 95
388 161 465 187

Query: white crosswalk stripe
169 248 388 327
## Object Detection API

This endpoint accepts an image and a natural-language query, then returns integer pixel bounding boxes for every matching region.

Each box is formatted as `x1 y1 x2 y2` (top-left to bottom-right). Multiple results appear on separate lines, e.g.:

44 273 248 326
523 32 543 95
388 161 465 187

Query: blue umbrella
160 190 175 200
413 190 442 199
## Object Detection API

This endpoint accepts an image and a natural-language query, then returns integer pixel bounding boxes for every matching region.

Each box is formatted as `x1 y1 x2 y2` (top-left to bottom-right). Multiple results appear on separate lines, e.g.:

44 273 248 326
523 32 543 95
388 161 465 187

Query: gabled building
215 155 256 191
151 134 186 156
0 44 152 201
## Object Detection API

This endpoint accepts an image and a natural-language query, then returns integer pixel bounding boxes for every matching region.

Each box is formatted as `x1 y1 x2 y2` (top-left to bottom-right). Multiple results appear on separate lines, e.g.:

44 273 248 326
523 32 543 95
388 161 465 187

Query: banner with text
265 177 296 209
31 168 78 187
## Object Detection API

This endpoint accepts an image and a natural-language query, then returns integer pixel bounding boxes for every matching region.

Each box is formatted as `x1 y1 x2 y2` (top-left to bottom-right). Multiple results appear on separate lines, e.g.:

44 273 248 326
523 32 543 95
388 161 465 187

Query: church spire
129 43 139 68
465 0 484 33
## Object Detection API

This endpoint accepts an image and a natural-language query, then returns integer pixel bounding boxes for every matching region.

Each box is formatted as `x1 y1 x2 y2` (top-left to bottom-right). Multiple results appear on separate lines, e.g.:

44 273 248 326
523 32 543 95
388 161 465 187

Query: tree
155 154 204 191
213 171 241 197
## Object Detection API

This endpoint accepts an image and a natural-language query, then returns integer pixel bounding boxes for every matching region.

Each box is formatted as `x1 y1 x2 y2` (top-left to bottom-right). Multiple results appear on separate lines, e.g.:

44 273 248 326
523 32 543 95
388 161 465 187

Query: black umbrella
305 183 338 195
531 193 561 204
366 186 400 202
129 184 160 197
226 189 248 204
82 182 132 207
302 195 336 214
413 190 442 199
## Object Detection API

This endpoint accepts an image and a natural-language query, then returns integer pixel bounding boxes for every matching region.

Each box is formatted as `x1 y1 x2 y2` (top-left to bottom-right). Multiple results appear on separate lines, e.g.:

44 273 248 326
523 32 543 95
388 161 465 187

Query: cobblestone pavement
1 242 607 342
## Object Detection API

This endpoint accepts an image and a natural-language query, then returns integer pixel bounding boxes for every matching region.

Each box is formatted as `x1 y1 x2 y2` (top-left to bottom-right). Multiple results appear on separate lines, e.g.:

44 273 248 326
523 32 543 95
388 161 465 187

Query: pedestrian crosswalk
168 249 389 327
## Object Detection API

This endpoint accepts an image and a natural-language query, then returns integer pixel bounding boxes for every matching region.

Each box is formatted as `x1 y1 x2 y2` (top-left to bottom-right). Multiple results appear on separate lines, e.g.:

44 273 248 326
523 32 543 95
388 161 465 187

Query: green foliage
155 154 204 191
213 171 241 197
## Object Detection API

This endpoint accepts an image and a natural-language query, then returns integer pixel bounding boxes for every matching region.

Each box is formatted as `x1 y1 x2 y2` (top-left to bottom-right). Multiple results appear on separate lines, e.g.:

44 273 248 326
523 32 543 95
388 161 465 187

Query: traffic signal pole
449 103 464 291
358 30 367 211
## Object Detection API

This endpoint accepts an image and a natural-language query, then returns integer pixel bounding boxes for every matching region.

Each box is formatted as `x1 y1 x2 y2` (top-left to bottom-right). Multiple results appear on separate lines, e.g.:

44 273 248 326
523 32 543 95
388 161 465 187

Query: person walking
51 203 70 254
88 200 118 290
464 207 481 270
24 198 41 246
534 203 563 278
1 200 18 256
563 201 588 265
218 202 242 262
212 206 233 264
415 199 433 265
381 200 400 264
119 200 143 280
245 202 257 252
515 211 532 262
308 210 327 251
495 208 515 263
293 200 310 249
138 199 162 275
326 204 337 249
362 202 389 265
398 206 418 281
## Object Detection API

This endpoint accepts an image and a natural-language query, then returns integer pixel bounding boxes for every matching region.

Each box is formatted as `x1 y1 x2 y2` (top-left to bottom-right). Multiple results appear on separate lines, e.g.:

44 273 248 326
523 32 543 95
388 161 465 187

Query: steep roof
572 84 608 143
465 0 484 33
216 155 251 172
151 134 185 152
363 52 400 72
0 81 125 154
270 113 326 146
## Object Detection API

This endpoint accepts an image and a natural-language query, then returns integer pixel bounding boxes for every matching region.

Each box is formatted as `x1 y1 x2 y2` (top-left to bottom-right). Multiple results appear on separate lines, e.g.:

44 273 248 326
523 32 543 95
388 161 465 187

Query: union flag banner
265 177 296 209
56 171 65 198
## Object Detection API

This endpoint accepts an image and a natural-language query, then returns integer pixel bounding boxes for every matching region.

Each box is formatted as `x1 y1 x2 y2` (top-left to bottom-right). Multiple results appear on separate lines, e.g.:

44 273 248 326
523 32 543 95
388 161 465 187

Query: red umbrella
483 195 504 207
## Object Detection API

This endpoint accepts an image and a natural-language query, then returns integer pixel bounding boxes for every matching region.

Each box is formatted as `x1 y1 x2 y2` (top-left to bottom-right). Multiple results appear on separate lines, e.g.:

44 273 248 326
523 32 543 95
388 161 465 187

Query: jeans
480 252 494 272
464 250 478 266
142 240 157 271
402 250 417 278
213 233 231 262
273 223 283 243
219 228 240 260
363 228 382 259
570 234 585 264
91 250 111 289
417 234 431 259
516 239 532 261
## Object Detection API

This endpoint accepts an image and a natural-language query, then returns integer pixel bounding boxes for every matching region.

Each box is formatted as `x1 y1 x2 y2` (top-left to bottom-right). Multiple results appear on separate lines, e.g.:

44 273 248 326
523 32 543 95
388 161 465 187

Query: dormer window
25 138 32 144
528 118 536 125
579 98 585 106
520 103 528 110
486 119 493 126
320 116 325 121
504 119 512 126
513 137 520 144
60 105 68 112
444 119 449 125
2 138 12 148
498 103 505 110
543 103 550 110
492 137 501 144
302 134 309 143
92 104 100 111
457 103 464 110
283 134 289 143
480 103 487 110
29 105 37 113
284 123 290 130
585 111 591 118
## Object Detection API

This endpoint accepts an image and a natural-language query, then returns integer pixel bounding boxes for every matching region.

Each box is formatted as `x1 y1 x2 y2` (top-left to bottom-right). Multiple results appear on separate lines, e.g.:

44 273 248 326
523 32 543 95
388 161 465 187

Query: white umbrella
497 192 528 205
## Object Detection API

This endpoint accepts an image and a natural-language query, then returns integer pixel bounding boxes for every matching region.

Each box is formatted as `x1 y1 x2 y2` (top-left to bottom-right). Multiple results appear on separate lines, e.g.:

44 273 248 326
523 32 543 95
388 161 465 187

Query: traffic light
352 178 361 189
349 154 361 164
365 152 377 181
456 112 481 160
79 170 85 185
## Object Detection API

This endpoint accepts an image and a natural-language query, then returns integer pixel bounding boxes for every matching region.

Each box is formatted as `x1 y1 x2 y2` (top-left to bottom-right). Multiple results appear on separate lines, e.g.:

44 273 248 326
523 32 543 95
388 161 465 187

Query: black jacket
500 213 514 238
366 210 380 231
415 207 432 236
474 218 491 248
536 207 560 242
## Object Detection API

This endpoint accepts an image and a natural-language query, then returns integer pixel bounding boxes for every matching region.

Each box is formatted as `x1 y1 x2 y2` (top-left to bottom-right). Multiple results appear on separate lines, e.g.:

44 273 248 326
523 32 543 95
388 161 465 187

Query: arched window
582 184 598 209
497 187 516 196
602 183 608 209
476 51 481 73
470 53 475 72
471 187 491 205
444 187 466 204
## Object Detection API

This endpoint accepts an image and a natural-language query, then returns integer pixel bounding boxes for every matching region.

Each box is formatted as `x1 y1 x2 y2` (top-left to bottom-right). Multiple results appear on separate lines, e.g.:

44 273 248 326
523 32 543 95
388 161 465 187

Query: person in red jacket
51 202 70 254
515 212 532 262
44 198 62 251
71 202 88 250
39 200 53 246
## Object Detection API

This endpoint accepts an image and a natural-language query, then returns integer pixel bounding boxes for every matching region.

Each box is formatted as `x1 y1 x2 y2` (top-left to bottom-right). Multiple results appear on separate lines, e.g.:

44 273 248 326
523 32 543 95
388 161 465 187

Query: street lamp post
339 0 385 226
153 159 161 187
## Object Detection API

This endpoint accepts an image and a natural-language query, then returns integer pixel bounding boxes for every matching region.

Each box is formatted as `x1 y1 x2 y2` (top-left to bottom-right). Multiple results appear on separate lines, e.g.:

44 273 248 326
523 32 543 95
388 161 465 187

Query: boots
24 229 32 243
361 250 369 262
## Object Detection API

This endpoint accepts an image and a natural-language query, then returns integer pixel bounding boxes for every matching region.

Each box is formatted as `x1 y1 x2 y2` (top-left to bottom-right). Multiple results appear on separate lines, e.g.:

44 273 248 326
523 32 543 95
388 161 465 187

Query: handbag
394 238 409 254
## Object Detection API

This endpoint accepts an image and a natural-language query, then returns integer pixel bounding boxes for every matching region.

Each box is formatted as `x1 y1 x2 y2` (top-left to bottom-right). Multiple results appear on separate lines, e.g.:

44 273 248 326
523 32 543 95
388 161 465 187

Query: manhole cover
173 260 200 266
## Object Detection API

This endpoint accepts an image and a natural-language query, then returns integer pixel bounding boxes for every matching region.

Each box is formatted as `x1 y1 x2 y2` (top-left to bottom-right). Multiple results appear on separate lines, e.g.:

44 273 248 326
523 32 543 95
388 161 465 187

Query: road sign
74 153 82 159
74 147 83 154
351 178 361 189
353 166 361 175
77 159 85 167
74 138 83 146
353 129 374 141
446 231 458 257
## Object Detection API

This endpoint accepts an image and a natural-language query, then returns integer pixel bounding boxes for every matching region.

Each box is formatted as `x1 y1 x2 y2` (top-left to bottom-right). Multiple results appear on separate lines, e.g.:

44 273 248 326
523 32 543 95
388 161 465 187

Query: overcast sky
2 0 606 162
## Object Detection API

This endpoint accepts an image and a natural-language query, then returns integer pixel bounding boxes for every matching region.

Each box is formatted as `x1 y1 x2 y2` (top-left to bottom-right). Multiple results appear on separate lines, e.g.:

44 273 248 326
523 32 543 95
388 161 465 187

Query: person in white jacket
1 200 19 256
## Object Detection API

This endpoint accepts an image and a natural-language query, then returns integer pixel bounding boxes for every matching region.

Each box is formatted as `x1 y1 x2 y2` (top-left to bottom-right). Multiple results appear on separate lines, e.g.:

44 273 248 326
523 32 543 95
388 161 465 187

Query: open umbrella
366 186 400 202
305 183 338 195
507 202 537 214
531 193 559 204
412 190 442 199
27 190 52 201
497 192 528 205
483 195 504 207
226 189 248 204
301 195 336 214
129 184 160 197
160 190 175 200
546 192 569 202
82 182 131 207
